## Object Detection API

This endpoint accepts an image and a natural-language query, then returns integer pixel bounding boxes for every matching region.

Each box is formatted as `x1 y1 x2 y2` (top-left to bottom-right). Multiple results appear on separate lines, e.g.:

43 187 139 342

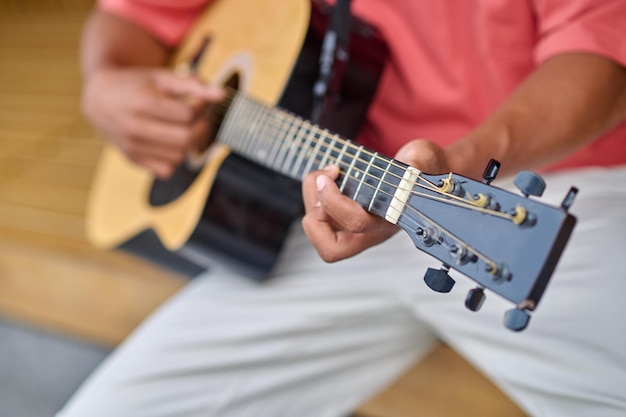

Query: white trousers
57 166 626 417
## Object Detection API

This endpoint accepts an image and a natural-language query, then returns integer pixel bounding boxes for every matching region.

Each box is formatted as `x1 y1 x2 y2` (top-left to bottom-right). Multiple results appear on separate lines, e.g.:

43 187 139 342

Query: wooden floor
0 5 527 417
0 6 185 346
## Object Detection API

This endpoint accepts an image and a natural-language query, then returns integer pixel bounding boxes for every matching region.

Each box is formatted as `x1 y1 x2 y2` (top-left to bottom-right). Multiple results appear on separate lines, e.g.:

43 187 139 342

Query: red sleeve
534 0 626 67
97 0 212 47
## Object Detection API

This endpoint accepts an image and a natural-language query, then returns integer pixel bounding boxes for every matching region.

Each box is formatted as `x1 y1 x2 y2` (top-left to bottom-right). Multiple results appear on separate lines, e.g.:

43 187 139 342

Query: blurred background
0 1 185 415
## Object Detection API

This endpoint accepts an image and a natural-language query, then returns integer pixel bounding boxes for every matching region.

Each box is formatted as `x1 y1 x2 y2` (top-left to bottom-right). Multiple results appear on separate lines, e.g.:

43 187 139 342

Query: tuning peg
481 159 501 184
514 171 546 197
561 186 578 211
465 287 486 311
450 244 477 265
504 308 531 331
424 265 455 293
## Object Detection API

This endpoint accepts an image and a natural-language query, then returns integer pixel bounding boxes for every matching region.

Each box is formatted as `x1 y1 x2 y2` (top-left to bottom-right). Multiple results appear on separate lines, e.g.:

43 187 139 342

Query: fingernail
316 175 327 191
314 200 322 207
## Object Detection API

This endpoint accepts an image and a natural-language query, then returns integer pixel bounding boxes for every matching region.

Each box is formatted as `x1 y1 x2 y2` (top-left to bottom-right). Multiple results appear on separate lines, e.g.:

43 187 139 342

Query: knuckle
403 146 422 163
123 118 142 138
172 148 187 165
196 118 210 135
174 127 193 144
422 147 439 166
179 107 196 123
301 215 312 229
130 94 152 115
120 136 141 159
345 215 368 233
126 149 141 164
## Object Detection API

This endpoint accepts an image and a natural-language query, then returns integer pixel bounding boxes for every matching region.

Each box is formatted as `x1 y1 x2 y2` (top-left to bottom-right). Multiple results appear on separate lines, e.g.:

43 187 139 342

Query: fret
217 95 245 148
255 107 281 164
318 133 337 169
267 110 293 168
352 151 376 205
227 96 253 153
272 114 301 173
219 96 406 214
250 104 270 161
242 100 266 157
369 158 393 212
268 111 286 161
281 118 308 178
334 140 349 173
302 127 327 176
368 155 403 218
339 145 362 193
291 124 317 179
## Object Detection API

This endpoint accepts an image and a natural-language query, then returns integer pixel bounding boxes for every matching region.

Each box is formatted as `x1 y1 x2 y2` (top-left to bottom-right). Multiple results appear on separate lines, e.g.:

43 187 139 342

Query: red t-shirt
99 0 626 172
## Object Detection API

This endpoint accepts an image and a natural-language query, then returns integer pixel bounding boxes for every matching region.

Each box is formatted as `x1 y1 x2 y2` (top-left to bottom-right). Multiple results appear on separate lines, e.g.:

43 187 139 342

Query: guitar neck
215 94 578 328
217 94 415 223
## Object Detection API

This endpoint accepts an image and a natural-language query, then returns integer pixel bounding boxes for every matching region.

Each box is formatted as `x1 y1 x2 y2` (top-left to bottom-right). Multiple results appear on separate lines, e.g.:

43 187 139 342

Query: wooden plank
0 69 80 86
0 1 94 14
0 178 89 215
0 232 183 347
0 81 81 96
0 150 99 167
0 119 97 142
0 94 80 113
355 344 527 417
0 135 101 164
0 113 81 131
0 203 86 240
0 155 96 188
0 131 99 148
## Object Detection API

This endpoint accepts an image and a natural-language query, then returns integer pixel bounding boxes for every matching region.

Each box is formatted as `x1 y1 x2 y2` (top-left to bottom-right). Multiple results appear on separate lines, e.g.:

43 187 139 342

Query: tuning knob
465 287 486 311
561 186 579 211
514 171 546 197
504 308 531 331
481 159 501 184
424 265 455 293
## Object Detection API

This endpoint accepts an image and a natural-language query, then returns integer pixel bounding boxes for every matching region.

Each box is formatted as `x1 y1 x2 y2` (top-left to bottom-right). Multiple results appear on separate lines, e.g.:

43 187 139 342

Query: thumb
394 138 450 174
151 70 224 101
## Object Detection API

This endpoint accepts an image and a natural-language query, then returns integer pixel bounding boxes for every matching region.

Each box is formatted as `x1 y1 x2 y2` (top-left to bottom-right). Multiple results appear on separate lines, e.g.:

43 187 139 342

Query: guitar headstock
396 160 577 331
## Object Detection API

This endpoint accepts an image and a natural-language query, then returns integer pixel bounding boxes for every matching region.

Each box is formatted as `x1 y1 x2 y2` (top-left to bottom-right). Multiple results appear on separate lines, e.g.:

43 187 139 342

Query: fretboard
216 94 414 220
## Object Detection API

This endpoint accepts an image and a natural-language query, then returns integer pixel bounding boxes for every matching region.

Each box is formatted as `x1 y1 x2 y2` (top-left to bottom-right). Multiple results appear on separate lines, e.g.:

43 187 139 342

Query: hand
82 68 224 178
301 139 451 262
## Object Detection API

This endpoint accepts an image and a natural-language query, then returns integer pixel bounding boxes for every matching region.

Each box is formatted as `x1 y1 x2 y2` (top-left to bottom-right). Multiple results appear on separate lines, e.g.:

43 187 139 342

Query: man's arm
447 52 626 179
303 52 626 262
80 8 222 178
80 9 170 76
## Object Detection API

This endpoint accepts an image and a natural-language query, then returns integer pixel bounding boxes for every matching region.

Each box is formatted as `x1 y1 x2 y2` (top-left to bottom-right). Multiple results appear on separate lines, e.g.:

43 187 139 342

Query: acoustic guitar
86 0 577 331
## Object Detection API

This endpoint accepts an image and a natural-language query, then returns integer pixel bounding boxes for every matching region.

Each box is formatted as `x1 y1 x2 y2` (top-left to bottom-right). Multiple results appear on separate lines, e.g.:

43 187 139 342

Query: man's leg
407 166 626 417
56 226 438 417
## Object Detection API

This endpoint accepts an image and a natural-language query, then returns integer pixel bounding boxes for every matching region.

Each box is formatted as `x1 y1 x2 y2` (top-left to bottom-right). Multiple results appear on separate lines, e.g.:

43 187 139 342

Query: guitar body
87 0 311 278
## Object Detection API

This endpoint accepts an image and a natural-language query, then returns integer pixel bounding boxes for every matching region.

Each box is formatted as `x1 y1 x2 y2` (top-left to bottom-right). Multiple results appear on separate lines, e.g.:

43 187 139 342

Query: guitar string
215 93 515 223
245 106 501 269
216 92 512 219
213 90 518 270
212 90 513 250
219 97 506 270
